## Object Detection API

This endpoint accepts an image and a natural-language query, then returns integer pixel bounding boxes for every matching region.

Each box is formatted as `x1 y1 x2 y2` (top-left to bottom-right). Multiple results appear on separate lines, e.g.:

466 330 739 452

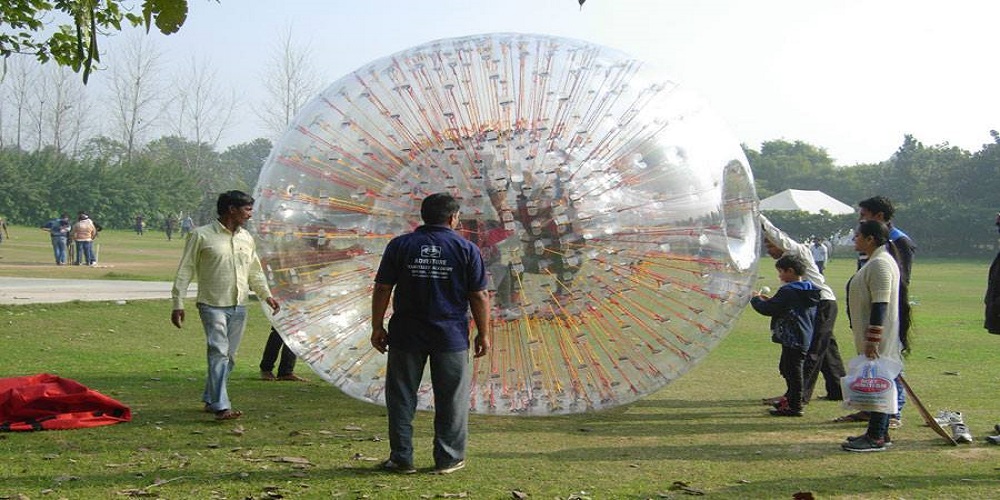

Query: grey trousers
385 348 470 468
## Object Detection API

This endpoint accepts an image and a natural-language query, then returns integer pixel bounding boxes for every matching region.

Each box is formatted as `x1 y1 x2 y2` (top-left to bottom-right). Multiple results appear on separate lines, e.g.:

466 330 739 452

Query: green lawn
2 227 999 499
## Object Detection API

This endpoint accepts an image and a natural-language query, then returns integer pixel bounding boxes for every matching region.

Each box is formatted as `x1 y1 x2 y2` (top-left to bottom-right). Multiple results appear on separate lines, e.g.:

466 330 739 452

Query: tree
39 65 91 154
107 32 165 162
220 137 272 191
744 140 837 198
1 58 40 149
165 56 236 163
258 27 321 138
0 0 194 83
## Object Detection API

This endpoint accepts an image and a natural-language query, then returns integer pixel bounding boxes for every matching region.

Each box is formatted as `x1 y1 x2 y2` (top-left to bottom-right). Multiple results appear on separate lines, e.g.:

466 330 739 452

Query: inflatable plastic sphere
252 33 759 415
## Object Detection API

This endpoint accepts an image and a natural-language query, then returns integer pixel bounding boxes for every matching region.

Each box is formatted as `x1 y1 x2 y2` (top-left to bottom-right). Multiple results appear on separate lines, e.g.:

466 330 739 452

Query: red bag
0 374 131 431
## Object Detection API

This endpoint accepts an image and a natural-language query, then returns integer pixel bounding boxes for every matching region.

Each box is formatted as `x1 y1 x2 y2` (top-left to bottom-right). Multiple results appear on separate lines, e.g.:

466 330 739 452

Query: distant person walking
811 237 829 274
171 190 279 421
370 193 491 475
41 214 71 265
71 212 98 266
165 214 178 241
181 215 195 238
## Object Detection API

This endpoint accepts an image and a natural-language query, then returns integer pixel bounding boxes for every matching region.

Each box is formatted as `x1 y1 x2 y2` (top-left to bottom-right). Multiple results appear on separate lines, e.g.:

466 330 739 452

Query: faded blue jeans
385 348 470 468
197 303 247 412
74 240 94 265
50 236 67 264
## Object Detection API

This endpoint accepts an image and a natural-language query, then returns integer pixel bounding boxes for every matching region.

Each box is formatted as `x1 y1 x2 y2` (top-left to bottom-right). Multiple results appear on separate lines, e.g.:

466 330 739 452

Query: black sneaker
379 459 416 474
841 435 886 452
846 433 892 447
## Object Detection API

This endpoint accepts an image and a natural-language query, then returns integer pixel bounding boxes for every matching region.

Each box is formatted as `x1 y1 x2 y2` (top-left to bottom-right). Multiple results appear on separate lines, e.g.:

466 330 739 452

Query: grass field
2 224 1000 499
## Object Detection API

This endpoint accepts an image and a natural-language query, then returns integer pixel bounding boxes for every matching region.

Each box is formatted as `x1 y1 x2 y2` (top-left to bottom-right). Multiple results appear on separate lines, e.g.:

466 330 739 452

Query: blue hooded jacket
750 280 821 352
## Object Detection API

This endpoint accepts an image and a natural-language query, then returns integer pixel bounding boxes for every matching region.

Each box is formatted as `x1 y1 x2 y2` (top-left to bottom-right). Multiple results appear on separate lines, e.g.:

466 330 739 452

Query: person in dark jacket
985 213 1000 334
750 254 821 417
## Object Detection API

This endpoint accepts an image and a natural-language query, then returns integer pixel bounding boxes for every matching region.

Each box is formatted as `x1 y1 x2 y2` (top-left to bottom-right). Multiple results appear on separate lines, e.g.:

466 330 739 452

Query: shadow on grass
695 472 1000 498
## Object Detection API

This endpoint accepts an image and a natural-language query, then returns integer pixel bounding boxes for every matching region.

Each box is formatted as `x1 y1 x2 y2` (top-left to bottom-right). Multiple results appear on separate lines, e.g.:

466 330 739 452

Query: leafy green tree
220 137 273 191
744 140 837 198
1 0 194 83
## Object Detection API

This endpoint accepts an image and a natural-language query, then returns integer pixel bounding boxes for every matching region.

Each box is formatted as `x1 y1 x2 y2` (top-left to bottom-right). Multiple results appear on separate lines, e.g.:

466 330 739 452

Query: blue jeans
894 375 906 419
385 348 470 468
197 303 248 412
867 411 891 440
75 240 94 265
51 236 67 264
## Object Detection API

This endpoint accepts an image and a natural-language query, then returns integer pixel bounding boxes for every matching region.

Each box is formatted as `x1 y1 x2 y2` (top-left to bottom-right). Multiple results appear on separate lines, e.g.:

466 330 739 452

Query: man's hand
265 296 280 315
473 332 491 358
171 309 185 329
371 325 389 354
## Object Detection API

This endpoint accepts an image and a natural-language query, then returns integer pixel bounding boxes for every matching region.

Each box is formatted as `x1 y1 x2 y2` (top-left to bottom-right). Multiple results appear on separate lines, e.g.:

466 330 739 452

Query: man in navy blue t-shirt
371 193 491 475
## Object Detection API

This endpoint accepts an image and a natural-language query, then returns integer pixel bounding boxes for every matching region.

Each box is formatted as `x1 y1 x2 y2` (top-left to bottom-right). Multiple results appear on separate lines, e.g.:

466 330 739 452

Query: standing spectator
71 212 98 266
985 212 1000 334
750 254 820 417
165 214 178 241
135 214 145 235
0 216 9 244
857 196 915 284
810 237 829 274
259 327 307 381
852 195 913 428
41 214 71 265
170 190 279 421
370 193 491 475
841 220 904 452
760 215 846 404
181 215 195 237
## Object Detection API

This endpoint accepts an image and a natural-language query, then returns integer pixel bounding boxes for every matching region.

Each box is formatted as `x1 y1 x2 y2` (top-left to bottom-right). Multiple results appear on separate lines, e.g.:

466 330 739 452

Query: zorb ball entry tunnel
252 33 759 415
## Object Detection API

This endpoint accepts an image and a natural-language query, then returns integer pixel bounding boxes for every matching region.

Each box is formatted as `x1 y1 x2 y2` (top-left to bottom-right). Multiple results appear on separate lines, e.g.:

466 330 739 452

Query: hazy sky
98 0 1000 165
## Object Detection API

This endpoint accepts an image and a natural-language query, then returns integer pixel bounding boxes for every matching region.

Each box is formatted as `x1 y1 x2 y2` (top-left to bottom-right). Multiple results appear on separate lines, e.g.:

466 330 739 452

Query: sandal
833 411 870 423
214 409 243 421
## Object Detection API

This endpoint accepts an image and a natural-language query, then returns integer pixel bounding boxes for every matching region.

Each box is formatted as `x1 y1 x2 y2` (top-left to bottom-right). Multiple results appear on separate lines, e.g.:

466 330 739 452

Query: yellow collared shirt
171 220 271 310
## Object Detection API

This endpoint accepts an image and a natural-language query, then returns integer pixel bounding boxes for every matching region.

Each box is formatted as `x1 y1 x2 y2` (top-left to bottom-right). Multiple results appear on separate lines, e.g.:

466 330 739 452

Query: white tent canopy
759 189 854 215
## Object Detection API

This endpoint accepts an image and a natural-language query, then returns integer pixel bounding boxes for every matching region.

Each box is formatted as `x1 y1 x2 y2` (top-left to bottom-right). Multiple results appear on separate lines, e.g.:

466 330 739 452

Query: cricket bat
897 375 957 446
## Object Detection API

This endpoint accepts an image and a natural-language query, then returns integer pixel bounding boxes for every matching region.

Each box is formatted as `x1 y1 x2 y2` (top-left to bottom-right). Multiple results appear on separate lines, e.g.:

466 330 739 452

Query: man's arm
758 213 799 252
170 232 200 328
248 252 280 315
468 289 491 358
370 283 394 353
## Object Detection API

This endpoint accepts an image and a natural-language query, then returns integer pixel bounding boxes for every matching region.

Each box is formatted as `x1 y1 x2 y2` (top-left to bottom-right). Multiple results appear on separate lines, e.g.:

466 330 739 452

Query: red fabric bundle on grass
0 373 131 431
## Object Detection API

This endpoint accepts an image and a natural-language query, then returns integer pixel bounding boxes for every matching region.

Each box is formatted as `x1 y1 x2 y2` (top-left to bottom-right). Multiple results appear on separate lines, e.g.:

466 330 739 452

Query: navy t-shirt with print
375 224 488 352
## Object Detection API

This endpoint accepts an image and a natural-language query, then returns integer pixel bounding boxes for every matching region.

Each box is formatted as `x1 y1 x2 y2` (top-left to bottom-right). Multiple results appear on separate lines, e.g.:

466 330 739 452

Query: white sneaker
950 422 973 443
432 460 466 475
934 410 963 426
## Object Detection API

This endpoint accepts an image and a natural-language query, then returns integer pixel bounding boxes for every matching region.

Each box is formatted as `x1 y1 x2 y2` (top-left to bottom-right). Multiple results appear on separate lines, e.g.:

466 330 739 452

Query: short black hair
858 196 895 221
420 193 460 225
775 254 808 276
217 190 254 216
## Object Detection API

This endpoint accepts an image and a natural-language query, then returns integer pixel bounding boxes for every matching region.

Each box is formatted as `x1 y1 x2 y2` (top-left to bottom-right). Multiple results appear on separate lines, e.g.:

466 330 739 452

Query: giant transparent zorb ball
253 33 759 415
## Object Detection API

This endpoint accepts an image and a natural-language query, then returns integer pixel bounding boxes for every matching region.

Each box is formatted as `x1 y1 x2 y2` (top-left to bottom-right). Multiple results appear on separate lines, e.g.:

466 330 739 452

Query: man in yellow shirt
171 190 280 420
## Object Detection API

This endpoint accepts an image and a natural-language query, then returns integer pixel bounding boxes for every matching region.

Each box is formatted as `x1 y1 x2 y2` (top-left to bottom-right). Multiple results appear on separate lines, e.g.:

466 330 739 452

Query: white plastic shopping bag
841 355 901 414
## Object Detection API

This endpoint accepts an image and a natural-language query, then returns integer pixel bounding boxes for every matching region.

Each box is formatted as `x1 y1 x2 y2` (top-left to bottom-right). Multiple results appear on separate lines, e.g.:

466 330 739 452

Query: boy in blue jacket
750 254 821 417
